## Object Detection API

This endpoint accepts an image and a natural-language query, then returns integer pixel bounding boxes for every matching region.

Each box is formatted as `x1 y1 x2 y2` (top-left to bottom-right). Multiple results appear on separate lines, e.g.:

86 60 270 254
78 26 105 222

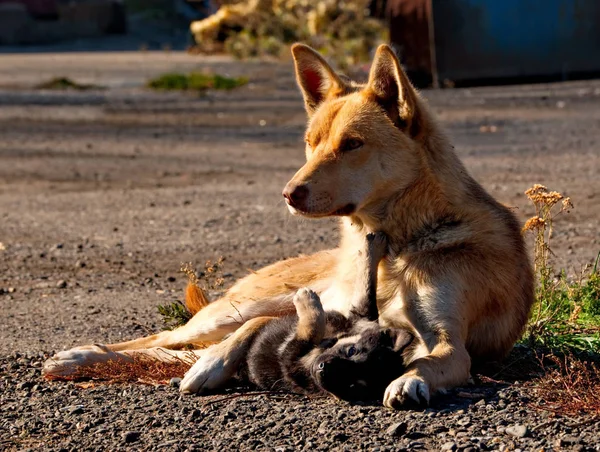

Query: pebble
385 421 408 436
56 280 67 289
169 377 182 388
122 431 141 443
441 441 457 451
505 424 528 438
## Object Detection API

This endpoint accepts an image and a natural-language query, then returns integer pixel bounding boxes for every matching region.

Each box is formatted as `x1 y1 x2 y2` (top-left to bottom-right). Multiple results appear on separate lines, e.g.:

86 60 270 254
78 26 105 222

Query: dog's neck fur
344 105 474 255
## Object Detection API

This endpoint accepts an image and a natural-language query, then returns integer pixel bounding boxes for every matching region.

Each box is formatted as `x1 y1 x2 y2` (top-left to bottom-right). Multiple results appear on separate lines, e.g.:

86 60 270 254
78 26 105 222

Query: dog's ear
383 328 414 353
367 44 421 136
291 43 346 117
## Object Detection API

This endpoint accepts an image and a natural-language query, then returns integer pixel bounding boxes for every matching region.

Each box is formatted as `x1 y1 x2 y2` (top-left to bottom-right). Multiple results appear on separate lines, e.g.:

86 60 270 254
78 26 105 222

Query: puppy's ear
383 329 414 352
291 43 347 117
367 44 421 136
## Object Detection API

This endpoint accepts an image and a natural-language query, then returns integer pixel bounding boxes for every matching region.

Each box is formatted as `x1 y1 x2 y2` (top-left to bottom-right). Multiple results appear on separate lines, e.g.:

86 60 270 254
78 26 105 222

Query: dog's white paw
383 375 431 409
43 344 121 376
179 350 229 394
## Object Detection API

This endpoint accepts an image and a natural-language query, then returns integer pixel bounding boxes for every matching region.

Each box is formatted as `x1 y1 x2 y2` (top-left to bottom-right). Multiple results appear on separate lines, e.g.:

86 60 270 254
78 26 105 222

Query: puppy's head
311 322 413 401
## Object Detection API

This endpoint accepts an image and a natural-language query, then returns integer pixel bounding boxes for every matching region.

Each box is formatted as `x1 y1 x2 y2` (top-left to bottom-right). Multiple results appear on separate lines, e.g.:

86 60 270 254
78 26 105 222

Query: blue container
431 0 600 83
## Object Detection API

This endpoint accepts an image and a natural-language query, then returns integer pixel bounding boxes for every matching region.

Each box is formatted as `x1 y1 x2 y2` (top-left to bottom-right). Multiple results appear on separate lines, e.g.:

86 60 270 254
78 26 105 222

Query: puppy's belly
244 317 296 390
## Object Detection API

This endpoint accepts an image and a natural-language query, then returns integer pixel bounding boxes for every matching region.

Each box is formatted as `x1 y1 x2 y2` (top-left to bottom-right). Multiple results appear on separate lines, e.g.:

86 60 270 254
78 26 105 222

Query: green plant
157 258 226 330
157 300 193 330
522 184 600 355
147 73 248 92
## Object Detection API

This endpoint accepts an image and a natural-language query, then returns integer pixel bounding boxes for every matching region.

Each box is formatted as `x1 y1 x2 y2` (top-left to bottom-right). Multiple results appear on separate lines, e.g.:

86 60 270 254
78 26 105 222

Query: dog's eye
346 345 357 357
341 138 363 152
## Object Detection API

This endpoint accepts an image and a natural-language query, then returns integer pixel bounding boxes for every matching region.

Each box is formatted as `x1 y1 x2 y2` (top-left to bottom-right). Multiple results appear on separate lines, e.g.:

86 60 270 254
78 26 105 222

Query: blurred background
1 0 600 86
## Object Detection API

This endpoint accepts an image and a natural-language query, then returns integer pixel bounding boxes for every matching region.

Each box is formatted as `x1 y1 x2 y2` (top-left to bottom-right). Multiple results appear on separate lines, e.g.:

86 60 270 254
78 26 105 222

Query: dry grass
45 353 196 386
530 354 600 416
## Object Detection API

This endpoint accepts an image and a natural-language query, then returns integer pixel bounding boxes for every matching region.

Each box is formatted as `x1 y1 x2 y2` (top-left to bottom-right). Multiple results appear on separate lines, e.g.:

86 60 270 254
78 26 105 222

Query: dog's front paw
179 349 228 394
383 375 430 409
43 344 122 377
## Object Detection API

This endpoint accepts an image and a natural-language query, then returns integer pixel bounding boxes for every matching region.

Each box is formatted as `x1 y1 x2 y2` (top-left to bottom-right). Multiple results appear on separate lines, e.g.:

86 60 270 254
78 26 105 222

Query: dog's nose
282 184 309 209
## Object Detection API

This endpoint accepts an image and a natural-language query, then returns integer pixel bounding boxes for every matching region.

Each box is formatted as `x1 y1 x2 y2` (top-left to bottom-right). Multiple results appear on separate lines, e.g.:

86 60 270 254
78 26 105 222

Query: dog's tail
185 281 210 315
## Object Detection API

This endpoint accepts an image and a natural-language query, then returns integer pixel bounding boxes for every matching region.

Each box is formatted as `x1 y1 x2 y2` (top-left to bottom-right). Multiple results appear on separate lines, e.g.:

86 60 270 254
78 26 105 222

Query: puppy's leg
292 288 326 343
277 288 326 391
350 231 388 321
179 316 275 394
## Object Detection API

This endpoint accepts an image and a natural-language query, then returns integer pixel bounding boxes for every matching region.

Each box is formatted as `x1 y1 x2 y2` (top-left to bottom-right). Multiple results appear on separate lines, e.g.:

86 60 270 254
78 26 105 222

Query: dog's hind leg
179 316 275 393
44 345 205 377
43 249 338 377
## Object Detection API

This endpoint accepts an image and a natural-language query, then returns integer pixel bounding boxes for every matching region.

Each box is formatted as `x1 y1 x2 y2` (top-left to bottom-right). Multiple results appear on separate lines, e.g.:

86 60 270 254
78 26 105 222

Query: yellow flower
522 216 546 232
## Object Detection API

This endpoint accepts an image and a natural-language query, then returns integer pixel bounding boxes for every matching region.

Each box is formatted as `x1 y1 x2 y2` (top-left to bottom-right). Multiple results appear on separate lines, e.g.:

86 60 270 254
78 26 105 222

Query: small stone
75 260 86 268
558 435 580 446
458 417 471 427
332 433 349 442
122 431 141 443
169 377 182 388
56 280 67 289
69 406 84 415
441 442 457 451
505 424 528 438
385 421 408 437
8 287 16 293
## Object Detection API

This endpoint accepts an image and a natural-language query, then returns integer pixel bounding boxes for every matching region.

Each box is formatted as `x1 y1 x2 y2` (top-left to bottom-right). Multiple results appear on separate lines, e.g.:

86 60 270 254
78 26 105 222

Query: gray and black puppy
241 232 415 402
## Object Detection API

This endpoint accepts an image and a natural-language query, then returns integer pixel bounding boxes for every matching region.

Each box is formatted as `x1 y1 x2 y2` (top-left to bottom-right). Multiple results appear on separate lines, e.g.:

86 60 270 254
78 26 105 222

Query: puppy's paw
43 344 122 377
366 231 388 262
292 288 323 317
383 375 431 409
292 288 325 342
179 348 229 394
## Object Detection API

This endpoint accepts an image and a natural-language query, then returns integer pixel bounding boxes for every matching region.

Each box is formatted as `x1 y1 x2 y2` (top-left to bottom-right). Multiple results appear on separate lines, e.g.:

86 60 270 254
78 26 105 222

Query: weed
147 73 248 92
531 353 600 416
521 184 599 355
157 258 226 330
157 300 193 330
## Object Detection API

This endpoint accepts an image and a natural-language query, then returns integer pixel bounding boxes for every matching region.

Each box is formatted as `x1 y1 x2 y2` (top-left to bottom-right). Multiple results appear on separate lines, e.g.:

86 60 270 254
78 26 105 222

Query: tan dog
43 44 534 407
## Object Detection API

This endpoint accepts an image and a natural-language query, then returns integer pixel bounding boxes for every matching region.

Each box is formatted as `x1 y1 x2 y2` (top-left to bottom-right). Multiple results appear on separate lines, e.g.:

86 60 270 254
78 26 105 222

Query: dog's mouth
287 203 356 217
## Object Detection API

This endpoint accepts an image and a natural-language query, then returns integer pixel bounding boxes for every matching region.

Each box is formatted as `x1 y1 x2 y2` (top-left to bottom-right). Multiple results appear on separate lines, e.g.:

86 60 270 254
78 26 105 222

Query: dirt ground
1 51 599 451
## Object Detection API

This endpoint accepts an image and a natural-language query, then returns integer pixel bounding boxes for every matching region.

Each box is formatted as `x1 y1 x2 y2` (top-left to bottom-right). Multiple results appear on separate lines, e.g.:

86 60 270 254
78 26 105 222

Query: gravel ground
1 51 599 451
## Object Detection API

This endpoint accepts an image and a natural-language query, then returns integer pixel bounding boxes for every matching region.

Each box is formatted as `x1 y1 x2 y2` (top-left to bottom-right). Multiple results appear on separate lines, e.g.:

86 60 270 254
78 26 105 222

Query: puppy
241 232 414 401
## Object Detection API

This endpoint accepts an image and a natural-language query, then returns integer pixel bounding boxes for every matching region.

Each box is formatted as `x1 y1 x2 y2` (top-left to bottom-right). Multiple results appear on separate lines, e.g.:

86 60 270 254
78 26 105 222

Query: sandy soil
1 51 599 451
